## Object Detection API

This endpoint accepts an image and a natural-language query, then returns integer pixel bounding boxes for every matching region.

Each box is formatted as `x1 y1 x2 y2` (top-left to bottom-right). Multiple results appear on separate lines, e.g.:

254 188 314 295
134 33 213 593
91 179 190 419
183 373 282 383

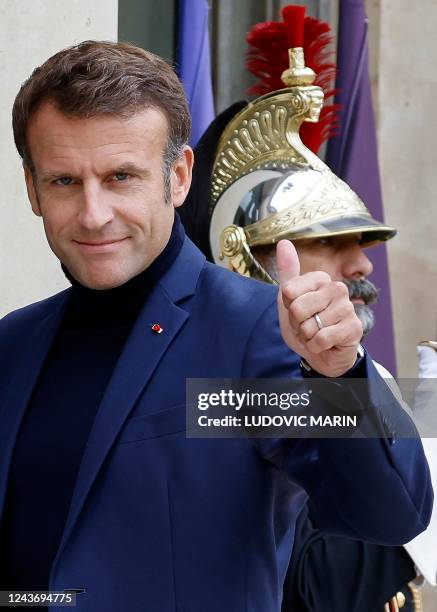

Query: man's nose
76 183 114 230
342 244 374 280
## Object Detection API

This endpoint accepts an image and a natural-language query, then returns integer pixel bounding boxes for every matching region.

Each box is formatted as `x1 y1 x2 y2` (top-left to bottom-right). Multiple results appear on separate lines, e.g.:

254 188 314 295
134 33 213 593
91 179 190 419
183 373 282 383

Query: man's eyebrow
110 162 150 177
39 163 151 183
39 171 70 183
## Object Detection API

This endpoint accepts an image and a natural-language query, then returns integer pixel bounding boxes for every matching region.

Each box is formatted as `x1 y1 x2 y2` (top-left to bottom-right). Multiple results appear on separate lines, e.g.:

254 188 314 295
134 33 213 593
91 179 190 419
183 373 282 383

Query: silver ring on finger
314 313 324 331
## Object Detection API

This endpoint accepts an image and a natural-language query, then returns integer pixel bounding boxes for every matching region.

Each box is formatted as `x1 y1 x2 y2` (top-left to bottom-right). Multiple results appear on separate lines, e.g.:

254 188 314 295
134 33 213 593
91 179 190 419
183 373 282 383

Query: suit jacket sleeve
241 298 434 546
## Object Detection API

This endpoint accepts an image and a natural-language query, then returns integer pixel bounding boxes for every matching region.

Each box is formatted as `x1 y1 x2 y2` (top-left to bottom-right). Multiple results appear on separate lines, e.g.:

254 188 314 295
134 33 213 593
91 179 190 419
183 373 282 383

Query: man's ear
171 145 194 209
24 163 41 217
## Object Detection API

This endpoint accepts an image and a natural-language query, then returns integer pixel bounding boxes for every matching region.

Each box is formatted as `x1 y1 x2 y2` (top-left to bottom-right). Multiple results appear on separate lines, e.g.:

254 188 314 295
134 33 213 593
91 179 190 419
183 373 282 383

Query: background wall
118 0 175 61
365 7 436 609
367 0 437 377
0 0 117 317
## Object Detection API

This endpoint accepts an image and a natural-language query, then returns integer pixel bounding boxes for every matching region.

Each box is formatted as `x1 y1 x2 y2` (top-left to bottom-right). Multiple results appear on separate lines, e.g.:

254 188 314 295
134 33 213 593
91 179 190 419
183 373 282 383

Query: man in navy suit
0 41 432 611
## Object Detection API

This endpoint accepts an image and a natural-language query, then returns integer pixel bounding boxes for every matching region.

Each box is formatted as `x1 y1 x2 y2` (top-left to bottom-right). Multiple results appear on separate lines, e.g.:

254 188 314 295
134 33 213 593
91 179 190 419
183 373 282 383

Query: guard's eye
317 237 331 246
54 177 74 186
114 173 129 181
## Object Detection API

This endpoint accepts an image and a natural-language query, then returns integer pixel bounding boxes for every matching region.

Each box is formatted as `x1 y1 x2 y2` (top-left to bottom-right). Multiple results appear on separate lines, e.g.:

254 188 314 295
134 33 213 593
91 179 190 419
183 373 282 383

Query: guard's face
294 234 373 285
24 102 193 289
253 234 373 284
253 235 377 335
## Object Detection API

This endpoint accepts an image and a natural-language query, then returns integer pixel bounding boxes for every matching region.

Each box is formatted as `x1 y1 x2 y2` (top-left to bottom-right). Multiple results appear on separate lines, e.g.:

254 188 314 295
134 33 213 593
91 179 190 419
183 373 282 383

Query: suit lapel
53 238 205 570
0 292 69 519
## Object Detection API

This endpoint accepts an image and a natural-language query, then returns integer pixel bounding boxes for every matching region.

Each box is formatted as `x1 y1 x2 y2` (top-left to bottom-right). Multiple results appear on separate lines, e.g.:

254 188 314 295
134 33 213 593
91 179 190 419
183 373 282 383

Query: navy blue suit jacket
0 238 433 611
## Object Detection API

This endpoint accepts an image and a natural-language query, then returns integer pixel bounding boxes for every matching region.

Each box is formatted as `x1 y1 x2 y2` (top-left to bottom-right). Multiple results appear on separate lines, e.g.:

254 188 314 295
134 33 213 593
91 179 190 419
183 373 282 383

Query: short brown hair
12 40 192 170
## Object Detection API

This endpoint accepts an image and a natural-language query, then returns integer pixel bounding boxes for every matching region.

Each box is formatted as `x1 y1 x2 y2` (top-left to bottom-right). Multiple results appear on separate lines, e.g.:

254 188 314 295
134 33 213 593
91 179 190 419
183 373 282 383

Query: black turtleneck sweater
0 216 184 599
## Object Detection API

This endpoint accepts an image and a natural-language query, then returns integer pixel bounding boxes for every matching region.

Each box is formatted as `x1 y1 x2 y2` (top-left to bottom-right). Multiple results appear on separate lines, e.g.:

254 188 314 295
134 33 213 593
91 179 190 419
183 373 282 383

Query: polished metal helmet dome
208 47 396 283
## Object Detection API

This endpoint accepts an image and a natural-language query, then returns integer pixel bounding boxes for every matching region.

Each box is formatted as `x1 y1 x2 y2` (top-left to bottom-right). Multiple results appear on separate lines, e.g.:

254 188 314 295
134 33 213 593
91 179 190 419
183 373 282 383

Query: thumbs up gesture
276 240 363 377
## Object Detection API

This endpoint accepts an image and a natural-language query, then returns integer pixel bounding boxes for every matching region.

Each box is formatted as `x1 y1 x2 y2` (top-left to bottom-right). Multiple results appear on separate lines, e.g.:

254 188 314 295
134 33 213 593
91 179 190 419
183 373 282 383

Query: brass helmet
206 6 396 284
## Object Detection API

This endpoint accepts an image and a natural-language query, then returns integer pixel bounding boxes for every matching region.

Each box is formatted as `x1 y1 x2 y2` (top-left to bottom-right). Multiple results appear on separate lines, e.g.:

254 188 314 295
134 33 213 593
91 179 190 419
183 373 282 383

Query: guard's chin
354 303 375 337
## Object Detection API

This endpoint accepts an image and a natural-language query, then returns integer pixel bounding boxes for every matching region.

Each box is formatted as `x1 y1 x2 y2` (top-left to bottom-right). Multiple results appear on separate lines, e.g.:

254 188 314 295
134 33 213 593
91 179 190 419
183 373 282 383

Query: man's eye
114 173 129 182
54 177 73 186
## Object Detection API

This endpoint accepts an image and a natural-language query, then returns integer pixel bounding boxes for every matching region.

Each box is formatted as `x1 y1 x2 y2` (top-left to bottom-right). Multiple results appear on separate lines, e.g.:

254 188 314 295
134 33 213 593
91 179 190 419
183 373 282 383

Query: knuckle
281 282 294 301
279 286 293 310
284 279 296 292
313 328 331 351
289 300 306 323
342 300 355 317
317 271 331 284
299 320 314 341
334 280 348 291
334 281 349 297
281 278 296 299
345 316 362 341
321 331 334 351
352 317 364 337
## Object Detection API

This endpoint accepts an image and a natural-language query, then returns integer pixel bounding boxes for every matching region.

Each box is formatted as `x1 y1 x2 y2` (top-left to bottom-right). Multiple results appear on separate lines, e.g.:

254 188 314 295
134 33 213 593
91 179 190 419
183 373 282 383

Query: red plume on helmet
246 4 339 154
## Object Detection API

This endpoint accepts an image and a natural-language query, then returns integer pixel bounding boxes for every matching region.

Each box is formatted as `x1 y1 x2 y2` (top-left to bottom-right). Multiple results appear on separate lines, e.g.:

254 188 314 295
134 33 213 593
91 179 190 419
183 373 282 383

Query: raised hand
276 240 363 377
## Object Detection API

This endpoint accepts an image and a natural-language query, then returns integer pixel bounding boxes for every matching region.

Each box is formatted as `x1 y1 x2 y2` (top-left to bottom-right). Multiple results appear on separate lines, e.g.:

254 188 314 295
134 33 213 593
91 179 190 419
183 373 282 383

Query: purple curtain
326 0 396 374
177 0 215 147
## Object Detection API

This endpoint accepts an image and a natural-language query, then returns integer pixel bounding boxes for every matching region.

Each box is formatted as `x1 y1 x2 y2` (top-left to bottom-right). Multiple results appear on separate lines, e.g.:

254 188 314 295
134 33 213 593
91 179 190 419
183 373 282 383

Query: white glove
417 345 437 378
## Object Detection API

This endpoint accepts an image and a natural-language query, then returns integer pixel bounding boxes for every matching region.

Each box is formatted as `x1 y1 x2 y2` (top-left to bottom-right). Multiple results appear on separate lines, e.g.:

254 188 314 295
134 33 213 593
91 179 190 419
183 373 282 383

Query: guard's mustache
342 279 379 306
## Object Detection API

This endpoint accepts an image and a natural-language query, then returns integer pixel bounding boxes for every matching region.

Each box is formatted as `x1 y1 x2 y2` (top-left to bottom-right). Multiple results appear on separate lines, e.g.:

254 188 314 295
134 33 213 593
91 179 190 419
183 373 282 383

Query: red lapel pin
151 323 163 334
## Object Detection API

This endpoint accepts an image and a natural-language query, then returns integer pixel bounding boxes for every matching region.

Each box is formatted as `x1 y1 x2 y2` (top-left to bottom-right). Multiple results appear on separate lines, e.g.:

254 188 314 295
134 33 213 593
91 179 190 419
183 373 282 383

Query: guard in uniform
180 5 429 610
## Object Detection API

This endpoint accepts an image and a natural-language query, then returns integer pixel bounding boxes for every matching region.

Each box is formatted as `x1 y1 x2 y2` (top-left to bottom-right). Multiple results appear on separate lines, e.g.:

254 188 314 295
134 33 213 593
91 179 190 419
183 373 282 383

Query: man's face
253 234 378 335
24 102 193 289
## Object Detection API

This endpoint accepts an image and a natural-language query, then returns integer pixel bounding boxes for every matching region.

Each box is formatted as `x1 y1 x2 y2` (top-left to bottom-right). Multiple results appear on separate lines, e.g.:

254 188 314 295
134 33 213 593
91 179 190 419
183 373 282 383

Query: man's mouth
343 279 379 307
72 237 128 252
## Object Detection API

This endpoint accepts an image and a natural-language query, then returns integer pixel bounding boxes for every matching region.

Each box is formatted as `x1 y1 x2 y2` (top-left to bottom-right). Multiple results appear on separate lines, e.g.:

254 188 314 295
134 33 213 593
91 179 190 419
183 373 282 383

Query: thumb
276 239 300 285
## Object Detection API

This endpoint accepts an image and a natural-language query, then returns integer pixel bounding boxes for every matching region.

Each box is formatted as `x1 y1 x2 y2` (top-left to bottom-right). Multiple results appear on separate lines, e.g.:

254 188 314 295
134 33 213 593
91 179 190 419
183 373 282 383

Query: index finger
281 270 332 304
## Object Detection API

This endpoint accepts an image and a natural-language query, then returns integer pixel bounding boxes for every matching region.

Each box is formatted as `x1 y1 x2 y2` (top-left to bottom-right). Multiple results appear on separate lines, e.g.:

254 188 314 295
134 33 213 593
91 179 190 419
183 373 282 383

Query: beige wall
367 0 437 377
0 0 117 318
367 3 437 596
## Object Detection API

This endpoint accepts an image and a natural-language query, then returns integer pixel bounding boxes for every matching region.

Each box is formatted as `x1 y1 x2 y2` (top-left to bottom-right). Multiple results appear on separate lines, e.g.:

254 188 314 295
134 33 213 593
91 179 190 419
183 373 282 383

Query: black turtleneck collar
62 213 185 329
